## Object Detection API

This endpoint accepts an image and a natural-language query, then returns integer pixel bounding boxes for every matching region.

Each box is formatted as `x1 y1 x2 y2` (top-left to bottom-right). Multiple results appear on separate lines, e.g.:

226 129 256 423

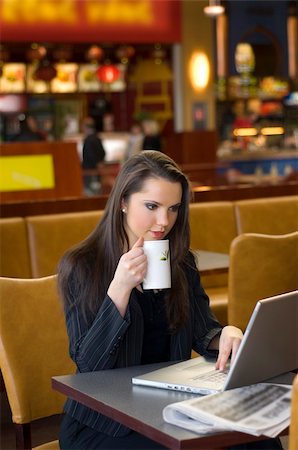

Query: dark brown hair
58 150 193 330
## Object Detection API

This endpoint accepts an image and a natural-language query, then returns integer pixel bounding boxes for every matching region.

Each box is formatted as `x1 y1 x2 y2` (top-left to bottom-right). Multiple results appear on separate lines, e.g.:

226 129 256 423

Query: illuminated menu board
0 64 26 93
0 63 127 93
0 154 55 192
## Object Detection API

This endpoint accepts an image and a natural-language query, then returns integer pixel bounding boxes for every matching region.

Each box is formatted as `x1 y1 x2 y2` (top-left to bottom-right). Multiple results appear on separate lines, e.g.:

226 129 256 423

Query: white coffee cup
143 240 171 290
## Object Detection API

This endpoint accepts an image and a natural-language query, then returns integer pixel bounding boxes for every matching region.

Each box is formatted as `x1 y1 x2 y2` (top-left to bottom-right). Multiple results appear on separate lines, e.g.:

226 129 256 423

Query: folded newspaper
163 383 292 438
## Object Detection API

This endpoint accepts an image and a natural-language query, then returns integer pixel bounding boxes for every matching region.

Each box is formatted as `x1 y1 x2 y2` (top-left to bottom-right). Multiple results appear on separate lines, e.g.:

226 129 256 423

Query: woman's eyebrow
143 200 182 208
143 199 160 204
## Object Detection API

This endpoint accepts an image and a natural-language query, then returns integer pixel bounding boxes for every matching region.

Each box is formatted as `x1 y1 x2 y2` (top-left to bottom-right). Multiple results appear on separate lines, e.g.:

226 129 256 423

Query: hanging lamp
96 63 120 83
204 0 225 17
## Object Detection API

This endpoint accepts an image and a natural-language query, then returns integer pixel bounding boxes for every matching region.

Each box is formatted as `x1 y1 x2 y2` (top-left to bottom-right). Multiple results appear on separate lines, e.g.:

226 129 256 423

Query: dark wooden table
52 362 278 449
194 250 229 275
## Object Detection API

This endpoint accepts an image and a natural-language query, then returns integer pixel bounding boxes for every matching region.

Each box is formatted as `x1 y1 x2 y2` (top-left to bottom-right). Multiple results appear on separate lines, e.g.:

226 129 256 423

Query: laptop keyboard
191 369 229 383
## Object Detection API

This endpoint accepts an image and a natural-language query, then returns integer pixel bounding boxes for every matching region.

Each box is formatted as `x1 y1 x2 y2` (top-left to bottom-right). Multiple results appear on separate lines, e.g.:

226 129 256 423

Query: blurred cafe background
0 0 298 204
1 3 298 447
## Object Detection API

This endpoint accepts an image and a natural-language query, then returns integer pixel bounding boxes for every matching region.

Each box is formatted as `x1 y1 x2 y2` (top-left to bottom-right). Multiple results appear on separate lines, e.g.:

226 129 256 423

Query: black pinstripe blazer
63 253 222 436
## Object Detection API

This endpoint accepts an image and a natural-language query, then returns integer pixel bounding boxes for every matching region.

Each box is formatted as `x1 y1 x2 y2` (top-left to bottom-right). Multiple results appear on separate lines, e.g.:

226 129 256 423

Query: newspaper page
163 383 292 438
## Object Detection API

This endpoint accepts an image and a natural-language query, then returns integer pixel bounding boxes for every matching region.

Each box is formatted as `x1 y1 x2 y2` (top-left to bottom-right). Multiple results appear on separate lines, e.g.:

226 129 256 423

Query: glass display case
0 63 26 93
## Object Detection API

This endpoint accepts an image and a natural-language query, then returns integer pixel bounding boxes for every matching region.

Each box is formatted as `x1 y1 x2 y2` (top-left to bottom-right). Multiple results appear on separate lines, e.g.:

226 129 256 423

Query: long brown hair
58 150 193 330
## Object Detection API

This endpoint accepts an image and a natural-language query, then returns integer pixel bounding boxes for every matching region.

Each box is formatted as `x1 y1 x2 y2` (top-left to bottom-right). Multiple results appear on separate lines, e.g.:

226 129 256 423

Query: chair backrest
189 201 237 288
0 217 32 278
234 196 298 235
0 275 75 426
26 210 104 277
289 373 298 450
228 232 298 331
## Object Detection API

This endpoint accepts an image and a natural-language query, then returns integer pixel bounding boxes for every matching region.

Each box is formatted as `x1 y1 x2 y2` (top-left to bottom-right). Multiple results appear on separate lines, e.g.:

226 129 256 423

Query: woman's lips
150 231 165 239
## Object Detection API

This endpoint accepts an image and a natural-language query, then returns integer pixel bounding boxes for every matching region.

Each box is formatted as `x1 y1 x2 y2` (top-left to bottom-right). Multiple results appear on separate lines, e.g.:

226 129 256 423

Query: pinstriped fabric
63 252 222 436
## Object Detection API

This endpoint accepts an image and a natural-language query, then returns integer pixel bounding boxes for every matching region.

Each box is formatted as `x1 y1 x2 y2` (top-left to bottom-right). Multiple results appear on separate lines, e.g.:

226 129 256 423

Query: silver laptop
132 290 298 395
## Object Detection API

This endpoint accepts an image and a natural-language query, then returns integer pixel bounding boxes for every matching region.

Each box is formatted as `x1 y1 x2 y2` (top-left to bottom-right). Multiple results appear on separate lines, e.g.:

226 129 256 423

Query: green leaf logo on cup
160 250 169 261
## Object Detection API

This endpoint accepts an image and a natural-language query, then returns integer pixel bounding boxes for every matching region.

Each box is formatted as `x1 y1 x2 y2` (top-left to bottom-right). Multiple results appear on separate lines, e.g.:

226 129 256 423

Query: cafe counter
217 147 298 176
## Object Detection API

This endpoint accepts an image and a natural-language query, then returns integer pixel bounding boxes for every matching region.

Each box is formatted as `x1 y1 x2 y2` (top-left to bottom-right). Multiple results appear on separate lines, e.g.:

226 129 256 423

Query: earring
122 208 126 213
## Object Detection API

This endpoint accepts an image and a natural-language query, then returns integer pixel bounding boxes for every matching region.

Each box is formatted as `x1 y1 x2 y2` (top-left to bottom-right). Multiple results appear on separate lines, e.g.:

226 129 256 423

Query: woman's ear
121 199 127 213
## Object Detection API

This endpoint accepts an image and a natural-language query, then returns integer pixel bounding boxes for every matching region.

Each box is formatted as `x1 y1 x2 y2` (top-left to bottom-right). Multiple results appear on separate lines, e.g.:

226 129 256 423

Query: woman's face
122 177 182 248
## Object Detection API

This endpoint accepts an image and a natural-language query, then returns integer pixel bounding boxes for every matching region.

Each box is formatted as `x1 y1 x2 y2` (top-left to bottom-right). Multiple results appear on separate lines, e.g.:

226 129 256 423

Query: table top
194 250 229 275
52 362 271 449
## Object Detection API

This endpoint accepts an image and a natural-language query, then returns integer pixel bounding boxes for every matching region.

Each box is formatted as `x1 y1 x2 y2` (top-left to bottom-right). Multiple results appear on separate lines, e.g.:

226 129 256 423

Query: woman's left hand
216 326 243 371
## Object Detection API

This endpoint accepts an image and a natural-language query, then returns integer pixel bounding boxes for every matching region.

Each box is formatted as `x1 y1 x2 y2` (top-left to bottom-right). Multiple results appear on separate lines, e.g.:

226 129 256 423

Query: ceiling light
261 127 285 136
204 0 225 18
233 128 258 137
189 52 210 90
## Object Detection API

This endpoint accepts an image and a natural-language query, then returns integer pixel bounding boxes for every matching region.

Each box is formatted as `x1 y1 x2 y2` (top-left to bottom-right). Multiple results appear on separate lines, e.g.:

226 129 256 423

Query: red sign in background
0 0 181 43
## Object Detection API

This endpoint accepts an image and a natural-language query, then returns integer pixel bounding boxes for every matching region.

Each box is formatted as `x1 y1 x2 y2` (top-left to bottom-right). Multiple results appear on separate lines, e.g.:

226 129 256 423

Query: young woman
58 151 278 450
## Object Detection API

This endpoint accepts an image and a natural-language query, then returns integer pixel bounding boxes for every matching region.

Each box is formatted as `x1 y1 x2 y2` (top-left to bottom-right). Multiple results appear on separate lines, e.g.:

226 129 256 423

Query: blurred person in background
142 119 162 151
12 114 45 142
125 121 144 160
43 117 55 141
231 100 254 130
82 116 106 196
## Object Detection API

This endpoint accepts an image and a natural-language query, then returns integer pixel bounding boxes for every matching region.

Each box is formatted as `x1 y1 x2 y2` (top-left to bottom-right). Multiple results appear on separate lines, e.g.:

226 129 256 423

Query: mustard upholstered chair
0 217 32 278
228 232 298 331
189 201 237 254
0 275 75 450
289 373 298 450
234 195 298 235
189 201 237 325
26 210 104 277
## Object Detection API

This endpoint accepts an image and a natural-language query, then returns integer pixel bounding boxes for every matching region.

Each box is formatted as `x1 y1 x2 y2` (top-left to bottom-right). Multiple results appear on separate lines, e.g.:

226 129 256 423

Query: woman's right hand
107 237 147 316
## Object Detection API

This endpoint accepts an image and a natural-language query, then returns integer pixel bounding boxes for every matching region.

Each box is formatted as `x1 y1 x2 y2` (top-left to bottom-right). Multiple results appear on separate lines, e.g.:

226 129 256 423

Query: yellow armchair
26 211 104 277
0 218 32 278
0 275 75 449
234 196 298 235
189 201 237 325
228 232 298 331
